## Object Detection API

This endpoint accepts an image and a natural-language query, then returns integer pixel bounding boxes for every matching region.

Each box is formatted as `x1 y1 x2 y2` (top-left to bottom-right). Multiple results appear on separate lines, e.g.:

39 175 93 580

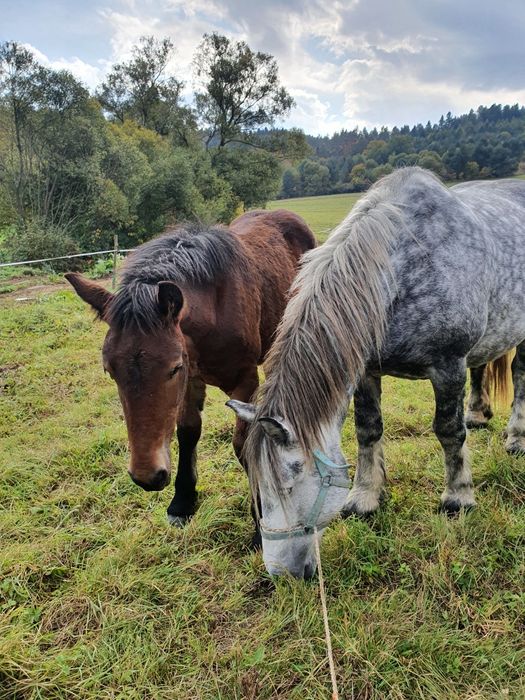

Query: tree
463 161 480 180
0 41 42 223
213 148 281 208
281 168 301 198
348 163 369 192
417 150 445 176
193 33 294 149
298 159 330 196
0 41 98 232
97 36 195 143
363 139 389 164
488 144 519 178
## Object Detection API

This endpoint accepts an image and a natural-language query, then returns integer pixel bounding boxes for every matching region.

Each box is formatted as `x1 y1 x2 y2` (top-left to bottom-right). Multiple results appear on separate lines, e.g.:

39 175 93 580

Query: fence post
112 234 119 290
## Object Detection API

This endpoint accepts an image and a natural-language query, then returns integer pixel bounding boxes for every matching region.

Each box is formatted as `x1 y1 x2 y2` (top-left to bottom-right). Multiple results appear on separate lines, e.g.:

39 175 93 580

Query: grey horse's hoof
465 418 489 430
341 488 385 519
505 436 525 456
465 408 492 429
439 499 476 516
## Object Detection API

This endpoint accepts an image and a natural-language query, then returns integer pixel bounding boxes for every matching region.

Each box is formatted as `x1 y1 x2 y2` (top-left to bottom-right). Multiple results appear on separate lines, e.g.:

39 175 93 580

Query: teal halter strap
260 449 352 541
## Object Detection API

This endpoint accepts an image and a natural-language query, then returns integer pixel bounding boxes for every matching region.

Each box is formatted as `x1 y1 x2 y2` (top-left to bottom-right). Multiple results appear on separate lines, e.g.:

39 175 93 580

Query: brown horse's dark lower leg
230 367 261 549
167 378 206 526
466 365 493 429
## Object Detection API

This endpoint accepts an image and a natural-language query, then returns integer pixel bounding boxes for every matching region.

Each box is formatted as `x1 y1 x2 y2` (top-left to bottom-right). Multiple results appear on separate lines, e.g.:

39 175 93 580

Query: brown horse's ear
65 273 114 320
158 282 184 321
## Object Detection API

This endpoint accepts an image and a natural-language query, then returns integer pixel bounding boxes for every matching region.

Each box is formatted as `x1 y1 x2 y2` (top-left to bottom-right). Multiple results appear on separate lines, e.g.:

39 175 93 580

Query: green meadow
0 193 524 699
268 193 361 242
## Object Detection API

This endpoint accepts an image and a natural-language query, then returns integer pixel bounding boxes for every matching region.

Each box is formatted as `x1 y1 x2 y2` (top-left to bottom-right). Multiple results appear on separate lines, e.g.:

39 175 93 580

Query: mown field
1 193 524 699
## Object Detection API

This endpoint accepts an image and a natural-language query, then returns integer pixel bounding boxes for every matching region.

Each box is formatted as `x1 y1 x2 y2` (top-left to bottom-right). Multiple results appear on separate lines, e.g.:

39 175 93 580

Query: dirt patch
0 275 113 302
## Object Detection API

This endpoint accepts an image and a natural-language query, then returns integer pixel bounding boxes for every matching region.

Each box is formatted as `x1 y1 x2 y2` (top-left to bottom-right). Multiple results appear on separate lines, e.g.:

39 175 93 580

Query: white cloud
13 0 525 134
22 43 108 90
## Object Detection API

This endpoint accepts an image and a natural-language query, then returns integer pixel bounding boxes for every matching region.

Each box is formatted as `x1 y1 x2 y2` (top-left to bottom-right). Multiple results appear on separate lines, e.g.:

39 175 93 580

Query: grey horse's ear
226 400 256 422
258 417 291 446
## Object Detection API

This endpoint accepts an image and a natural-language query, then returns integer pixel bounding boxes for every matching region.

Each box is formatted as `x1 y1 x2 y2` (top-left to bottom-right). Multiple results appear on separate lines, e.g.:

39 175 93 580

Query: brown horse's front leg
167 377 206 526
229 367 261 549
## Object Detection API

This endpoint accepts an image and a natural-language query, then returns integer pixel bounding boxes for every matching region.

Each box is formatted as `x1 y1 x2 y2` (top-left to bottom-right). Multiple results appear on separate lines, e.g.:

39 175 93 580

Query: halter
260 449 352 540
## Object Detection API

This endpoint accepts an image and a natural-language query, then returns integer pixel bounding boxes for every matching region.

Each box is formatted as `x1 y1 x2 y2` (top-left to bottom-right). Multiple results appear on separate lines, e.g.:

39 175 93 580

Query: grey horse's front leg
505 342 525 454
430 359 476 513
465 365 493 429
342 373 386 517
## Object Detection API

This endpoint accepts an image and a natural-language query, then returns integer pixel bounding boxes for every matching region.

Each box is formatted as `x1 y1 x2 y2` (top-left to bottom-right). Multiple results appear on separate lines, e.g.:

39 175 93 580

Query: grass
268 193 361 242
0 194 524 699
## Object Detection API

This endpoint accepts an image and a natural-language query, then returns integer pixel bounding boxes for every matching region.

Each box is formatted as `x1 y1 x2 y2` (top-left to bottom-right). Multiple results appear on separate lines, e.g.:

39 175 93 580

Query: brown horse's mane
108 223 246 331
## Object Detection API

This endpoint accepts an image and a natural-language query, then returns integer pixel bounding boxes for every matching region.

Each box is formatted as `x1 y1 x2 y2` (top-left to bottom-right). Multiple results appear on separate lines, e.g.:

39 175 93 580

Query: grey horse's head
227 400 350 579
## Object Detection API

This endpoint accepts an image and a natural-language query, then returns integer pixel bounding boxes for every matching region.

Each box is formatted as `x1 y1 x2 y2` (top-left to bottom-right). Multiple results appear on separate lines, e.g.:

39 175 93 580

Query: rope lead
314 527 339 700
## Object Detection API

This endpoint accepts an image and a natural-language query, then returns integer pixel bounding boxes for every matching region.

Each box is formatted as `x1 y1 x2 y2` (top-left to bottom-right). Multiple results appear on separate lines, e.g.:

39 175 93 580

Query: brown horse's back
230 210 316 361
232 209 316 259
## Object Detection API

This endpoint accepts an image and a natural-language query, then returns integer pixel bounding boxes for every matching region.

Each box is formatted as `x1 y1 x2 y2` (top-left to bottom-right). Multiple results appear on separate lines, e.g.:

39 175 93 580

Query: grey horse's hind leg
430 359 476 513
505 342 525 455
342 373 386 517
465 365 493 429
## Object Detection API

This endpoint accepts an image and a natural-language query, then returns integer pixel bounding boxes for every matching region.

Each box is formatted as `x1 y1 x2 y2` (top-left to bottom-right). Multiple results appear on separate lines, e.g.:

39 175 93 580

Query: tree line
280 105 525 198
0 35 306 263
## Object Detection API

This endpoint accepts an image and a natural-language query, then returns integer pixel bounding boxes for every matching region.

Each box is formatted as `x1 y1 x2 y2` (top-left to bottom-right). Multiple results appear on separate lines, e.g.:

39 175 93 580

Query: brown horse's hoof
250 530 262 551
167 513 192 527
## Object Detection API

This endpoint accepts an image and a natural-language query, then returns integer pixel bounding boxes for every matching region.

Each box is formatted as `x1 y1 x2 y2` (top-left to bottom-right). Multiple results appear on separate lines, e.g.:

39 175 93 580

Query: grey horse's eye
287 460 303 476
279 486 293 496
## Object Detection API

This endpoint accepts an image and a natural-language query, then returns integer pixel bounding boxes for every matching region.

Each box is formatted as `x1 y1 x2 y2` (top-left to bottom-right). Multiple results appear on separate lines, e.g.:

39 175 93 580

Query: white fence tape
0 248 135 269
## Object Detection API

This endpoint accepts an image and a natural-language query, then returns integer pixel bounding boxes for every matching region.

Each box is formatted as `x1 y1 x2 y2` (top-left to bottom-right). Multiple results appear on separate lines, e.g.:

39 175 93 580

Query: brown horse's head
66 273 188 491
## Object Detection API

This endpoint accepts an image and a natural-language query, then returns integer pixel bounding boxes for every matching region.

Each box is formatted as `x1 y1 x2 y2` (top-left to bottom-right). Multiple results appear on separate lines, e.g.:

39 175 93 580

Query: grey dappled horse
228 167 525 579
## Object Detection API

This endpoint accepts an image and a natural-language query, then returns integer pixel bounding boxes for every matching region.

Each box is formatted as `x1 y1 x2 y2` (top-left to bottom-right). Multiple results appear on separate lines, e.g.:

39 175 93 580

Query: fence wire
0 247 135 269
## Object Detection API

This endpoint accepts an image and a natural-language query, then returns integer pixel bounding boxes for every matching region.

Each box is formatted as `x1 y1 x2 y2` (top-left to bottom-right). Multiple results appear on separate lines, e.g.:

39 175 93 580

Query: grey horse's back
451 177 525 214
371 168 525 370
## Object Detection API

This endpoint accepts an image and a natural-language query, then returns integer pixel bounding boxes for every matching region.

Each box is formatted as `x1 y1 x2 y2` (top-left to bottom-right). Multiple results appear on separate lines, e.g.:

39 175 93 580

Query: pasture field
268 193 361 242
1 195 525 699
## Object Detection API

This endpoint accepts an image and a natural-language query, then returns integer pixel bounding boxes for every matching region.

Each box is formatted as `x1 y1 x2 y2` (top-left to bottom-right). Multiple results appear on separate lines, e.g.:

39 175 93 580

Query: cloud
9 0 525 133
22 43 108 90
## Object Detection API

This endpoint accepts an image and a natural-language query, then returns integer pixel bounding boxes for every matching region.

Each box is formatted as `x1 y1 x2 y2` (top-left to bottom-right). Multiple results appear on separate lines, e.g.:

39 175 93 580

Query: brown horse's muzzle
128 467 171 491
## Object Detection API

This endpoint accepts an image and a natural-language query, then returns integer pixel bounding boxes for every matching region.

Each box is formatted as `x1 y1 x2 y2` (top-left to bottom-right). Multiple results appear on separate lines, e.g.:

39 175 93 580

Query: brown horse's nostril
129 468 170 491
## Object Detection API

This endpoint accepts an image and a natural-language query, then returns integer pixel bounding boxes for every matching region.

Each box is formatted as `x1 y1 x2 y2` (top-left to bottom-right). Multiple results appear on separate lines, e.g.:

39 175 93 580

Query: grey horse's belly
467 276 525 365
467 315 525 366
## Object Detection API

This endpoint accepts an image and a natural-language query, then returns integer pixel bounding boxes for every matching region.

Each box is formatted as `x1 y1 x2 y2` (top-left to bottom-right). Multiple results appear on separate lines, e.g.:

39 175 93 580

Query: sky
2 0 525 136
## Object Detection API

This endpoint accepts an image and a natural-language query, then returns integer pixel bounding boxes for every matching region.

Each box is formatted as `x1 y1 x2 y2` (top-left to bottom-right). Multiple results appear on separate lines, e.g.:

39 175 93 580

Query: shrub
4 220 80 272
85 254 125 279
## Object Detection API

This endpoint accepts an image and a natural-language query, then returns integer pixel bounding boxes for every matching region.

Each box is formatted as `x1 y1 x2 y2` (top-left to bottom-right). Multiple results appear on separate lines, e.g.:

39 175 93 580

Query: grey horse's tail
486 352 514 406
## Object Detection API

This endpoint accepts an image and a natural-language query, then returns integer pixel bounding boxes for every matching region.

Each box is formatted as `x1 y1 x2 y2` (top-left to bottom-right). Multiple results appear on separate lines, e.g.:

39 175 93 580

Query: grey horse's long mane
108 223 244 331
245 169 417 495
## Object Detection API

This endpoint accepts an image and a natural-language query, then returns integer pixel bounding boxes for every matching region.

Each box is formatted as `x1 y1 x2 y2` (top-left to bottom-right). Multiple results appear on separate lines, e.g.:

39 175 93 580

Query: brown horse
66 210 315 545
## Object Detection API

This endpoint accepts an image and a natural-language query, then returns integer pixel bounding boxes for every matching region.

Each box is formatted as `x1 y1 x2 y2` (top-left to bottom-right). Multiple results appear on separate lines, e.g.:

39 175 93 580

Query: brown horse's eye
169 365 183 378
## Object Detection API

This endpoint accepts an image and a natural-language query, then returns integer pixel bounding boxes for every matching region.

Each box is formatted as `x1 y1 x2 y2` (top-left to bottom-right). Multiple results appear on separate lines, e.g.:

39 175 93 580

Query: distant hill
278 104 525 199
